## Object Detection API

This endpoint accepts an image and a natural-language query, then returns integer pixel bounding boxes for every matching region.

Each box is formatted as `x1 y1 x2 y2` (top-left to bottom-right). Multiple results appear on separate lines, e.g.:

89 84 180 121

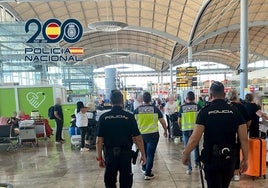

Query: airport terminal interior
0 0 268 187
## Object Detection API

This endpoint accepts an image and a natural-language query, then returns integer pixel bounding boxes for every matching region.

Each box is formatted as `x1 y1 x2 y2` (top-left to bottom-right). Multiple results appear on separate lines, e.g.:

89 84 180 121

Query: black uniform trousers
235 141 241 170
104 147 133 188
204 156 236 188
55 119 63 142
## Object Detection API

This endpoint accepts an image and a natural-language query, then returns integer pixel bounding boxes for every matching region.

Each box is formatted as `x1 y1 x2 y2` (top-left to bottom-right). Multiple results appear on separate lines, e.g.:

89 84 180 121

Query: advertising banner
17 87 54 118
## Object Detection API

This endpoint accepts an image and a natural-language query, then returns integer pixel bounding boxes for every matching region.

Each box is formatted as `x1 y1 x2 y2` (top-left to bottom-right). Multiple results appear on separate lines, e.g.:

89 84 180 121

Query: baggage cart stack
34 119 47 139
19 120 37 146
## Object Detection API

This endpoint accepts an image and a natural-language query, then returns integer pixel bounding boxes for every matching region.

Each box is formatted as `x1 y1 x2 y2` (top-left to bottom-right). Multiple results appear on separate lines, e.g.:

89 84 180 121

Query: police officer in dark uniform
182 81 248 188
96 90 146 188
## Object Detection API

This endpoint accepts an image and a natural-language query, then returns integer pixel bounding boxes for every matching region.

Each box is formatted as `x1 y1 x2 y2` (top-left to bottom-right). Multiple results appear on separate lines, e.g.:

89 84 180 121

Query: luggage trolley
168 112 182 142
69 114 81 149
34 119 47 139
19 120 38 146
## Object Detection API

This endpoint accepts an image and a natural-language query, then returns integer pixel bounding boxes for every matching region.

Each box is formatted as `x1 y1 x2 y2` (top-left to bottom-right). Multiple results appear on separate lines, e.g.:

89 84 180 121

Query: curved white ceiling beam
192 46 268 60
76 50 169 70
171 47 266 70
191 21 268 46
83 25 187 46
189 0 212 46
0 3 21 20
125 25 187 46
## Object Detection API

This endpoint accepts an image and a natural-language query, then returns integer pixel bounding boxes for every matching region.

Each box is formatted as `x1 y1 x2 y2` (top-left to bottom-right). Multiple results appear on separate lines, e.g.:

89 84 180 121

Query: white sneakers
141 168 155 180
186 169 192 175
233 175 240 181
140 168 146 174
144 174 155 180
80 148 89 152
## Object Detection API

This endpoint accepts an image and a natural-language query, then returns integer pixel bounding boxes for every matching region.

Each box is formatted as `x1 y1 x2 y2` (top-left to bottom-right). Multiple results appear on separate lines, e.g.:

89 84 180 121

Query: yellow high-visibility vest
181 111 197 131
135 113 159 134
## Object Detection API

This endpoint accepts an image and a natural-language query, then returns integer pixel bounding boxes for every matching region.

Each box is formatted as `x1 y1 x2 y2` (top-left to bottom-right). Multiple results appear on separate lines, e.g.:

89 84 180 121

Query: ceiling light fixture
88 21 128 32
105 53 129 58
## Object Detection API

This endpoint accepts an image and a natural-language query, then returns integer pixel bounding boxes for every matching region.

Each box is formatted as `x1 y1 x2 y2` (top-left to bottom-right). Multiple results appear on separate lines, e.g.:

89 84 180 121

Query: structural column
160 71 163 96
67 67 71 90
188 46 193 66
188 46 193 90
105 68 117 100
170 62 173 94
240 0 248 99
157 72 160 95
0 61 3 85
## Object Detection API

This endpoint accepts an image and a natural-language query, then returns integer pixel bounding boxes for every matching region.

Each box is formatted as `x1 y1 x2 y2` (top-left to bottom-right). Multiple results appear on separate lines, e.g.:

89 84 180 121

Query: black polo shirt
196 99 245 150
231 102 251 122
54 104 63 120
97 106 141 149
243 102 260 128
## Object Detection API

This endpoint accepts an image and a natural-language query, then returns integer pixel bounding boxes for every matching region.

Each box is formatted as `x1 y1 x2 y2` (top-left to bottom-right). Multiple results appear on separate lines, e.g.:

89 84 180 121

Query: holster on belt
201 145 234 163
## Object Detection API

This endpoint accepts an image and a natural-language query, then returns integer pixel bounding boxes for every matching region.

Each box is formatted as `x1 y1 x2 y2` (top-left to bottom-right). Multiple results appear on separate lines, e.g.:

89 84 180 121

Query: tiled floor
0 131 268 188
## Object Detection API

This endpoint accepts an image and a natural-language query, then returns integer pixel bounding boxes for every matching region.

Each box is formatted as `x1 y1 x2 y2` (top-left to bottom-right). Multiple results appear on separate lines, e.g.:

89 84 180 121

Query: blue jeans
182 130 199 171
142 132 159 175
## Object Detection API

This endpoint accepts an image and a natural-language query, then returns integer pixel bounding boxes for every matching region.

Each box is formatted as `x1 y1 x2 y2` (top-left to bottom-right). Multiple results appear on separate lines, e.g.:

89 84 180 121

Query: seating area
0 125 19 152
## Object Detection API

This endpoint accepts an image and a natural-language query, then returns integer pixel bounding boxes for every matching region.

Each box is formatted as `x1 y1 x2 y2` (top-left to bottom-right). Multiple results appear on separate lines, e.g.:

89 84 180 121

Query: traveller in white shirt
133 94 143 110
164 95 178 139
75 101 90 152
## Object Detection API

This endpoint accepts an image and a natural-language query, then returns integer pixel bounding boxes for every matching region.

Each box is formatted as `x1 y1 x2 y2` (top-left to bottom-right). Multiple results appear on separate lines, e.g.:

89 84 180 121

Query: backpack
48 106 55 119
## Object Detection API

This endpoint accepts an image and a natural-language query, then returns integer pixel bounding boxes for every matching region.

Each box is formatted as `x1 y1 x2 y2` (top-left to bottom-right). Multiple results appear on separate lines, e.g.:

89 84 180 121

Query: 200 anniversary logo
24 18 83 62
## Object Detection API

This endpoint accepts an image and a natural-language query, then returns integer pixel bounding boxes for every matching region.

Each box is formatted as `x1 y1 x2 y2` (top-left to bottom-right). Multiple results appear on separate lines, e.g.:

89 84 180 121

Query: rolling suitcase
170 120 181 138
169 113 182 138
69 126 80 136
69 126 81 148
244 138 266 179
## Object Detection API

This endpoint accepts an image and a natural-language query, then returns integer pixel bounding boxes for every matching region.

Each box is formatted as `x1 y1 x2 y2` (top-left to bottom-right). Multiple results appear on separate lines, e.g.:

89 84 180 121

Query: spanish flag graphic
69 47 84 55
46 23 61 39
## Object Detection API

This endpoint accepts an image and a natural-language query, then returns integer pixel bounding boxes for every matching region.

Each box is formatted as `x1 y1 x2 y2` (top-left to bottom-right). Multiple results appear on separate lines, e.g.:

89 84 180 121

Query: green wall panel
0 88 16 117
62 103 76 127
17 87 54 119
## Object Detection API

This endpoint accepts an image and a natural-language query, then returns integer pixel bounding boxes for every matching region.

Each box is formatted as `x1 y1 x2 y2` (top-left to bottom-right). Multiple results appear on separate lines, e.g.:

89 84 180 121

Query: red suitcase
244 138 266 179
